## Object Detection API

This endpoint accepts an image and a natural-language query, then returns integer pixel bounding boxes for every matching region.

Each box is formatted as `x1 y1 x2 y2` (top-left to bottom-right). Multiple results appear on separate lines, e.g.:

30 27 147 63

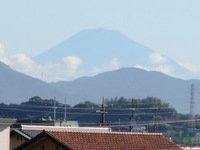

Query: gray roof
0 118 16 131
11 129 42 140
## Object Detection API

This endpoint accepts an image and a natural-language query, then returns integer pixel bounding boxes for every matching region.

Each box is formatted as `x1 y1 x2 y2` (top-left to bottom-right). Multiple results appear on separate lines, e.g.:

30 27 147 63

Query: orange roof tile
45 131 181 150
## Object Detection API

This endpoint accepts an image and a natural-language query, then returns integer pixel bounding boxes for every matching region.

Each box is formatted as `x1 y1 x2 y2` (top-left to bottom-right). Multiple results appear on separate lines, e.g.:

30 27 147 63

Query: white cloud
92 58 120 74
0 52 83 82
51 56 83 80
149 52 167 64
0 44 11 64
10 55 83 82
1 45 199 82
0 44 4 56
134 64 173 76
153 65 173 75
10 54 43 78
62 56 82 72
134 64 145 70
0 53 118 82
0 57 10 64
110 58 119 69
0 45 122 82
11 54 37 69
178 62 199 73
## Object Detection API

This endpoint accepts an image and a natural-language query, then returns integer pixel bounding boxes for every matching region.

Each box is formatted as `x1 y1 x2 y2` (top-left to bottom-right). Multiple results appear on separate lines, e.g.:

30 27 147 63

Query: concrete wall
0 126 10 150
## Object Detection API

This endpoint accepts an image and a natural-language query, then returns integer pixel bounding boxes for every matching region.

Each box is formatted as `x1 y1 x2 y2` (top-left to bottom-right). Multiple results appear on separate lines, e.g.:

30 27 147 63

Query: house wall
22 138 67 150
10 133 28 150
0 127 10 150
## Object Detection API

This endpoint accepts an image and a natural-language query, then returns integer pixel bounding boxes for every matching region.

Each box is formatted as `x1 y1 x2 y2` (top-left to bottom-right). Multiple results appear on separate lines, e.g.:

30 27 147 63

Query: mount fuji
33 28 195 80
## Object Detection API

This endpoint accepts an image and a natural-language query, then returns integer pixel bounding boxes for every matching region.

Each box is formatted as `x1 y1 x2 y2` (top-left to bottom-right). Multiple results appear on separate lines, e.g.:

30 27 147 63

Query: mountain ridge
52 67 197 114
0 61 68 104
33 28 196 81
0 59 198 114
0 28 198 114
34 28 153 64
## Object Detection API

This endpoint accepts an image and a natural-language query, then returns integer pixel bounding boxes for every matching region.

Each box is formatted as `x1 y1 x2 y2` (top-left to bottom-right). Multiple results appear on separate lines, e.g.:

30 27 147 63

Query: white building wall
22 125 112 132
0 127 10 150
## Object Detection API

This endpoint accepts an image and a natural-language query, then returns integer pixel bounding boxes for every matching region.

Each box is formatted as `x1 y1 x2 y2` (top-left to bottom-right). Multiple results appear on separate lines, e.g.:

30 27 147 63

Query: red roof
45 131 181 150
15 130 181 150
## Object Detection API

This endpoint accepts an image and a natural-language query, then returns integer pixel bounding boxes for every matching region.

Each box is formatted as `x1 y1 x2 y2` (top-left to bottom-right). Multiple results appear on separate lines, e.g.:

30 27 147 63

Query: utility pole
53 96 57 122
190 83 195 132
64 96 67 122
129 99 135 132
153 107 158 133
96 97 107 126
53 87 57 123
101 97 106 126
118 119 121 132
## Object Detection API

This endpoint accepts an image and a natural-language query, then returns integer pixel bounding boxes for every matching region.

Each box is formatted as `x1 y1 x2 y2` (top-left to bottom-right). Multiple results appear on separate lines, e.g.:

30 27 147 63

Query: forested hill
1 96 198 144
0 58 198 114
53 67 199 114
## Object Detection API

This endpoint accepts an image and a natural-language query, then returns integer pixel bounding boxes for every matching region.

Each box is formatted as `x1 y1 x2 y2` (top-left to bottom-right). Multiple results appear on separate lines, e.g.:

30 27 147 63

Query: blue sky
0 0 200 81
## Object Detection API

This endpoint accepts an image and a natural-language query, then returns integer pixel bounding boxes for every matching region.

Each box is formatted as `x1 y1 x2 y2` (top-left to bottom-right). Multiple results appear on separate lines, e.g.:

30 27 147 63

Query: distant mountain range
33 28 196 80
0 60 199 114
0 61 64 103
52 67 199 114
0 28 199 114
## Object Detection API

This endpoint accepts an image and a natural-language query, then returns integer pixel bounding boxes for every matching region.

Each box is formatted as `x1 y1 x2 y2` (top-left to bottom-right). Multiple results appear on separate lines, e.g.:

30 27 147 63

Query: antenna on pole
153 107 158 133
129 99 135 132
53 87 57 123
101 97 106 126
53 96 57 122
41 72 43 81
64 96 67 122
96 97 107 126
190 83 195 132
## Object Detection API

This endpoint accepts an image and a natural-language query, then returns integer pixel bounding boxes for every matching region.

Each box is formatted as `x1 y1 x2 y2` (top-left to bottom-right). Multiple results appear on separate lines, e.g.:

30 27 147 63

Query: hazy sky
0 0 200 81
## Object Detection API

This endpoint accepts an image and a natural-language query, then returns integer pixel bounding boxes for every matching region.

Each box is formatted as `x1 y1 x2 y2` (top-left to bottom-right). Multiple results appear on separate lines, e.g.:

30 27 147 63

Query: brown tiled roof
45 131 181 150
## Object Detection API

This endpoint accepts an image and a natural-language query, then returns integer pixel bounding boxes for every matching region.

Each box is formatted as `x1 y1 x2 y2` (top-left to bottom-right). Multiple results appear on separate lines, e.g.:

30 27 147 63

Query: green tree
74 101 100 108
